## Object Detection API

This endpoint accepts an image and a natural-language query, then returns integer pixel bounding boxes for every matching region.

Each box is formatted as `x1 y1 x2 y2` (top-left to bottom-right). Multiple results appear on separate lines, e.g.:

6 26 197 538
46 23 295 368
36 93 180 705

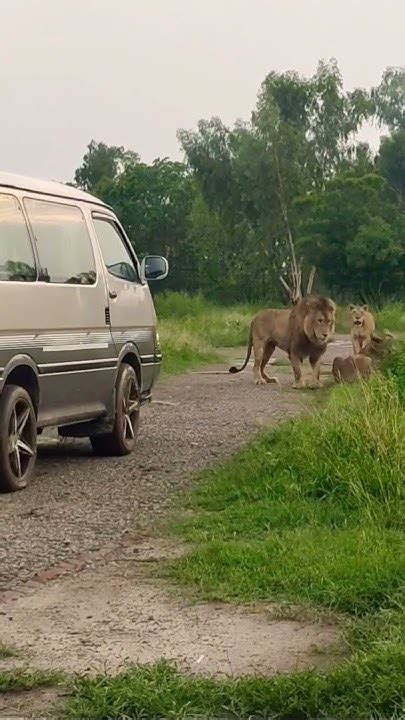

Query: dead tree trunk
271 143 316 304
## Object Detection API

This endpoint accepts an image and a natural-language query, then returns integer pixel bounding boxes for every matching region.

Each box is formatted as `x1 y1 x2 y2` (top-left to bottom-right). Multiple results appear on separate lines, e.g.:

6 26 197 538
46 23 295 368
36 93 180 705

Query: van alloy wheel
90 364 140 457
0 385 37 492
122 372 140 443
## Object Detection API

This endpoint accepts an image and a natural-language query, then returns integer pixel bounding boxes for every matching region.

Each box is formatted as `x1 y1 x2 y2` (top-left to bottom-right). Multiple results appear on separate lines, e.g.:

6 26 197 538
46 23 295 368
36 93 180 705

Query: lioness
230 295 336 388
332 354 373 383
350 305 376 354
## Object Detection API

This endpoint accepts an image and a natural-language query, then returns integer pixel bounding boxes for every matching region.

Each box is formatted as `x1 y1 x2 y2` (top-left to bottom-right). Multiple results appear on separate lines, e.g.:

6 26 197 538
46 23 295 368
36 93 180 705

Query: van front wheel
0 385 37 492
90 364 140 457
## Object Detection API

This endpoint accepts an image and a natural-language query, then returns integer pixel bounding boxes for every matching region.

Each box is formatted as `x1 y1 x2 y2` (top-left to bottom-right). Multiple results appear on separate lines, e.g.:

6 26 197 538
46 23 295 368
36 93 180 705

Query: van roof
0 172 108 207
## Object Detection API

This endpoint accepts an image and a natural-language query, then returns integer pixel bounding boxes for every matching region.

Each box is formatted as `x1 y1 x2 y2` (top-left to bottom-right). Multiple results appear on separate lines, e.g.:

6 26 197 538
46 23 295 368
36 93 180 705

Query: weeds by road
156 292 257 375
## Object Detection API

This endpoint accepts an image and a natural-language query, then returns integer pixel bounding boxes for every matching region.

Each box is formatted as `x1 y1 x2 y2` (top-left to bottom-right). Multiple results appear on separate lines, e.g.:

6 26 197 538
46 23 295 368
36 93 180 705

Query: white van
0 173 168 492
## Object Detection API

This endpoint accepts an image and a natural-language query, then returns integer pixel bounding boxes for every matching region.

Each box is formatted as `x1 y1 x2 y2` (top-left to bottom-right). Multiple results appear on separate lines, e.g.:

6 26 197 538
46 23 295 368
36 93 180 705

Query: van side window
0 194 36 282
93 217 139 283
25 199 96 285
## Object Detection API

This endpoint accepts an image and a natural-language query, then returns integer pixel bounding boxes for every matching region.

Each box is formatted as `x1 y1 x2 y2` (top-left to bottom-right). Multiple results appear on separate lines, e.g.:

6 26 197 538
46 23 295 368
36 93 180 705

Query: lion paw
255 377 267 386
263 375 279 385
293 380 306 390
307 379 323 389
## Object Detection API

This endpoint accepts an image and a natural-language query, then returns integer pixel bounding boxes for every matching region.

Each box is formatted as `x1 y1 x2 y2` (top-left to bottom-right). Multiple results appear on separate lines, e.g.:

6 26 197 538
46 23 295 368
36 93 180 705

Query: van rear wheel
0 385 37 492
90 364 140 457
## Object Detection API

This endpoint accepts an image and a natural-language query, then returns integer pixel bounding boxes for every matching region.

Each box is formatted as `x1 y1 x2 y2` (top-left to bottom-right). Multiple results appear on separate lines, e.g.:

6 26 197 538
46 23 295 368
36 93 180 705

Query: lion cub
350 305 376 354
332 354 373 383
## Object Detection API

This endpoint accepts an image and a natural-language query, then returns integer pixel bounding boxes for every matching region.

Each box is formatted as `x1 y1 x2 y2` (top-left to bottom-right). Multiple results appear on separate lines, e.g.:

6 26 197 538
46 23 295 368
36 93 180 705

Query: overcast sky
0 0 403 183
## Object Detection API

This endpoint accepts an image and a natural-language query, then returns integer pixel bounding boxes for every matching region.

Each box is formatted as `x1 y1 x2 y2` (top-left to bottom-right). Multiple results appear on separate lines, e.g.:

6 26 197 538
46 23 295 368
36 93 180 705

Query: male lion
229 295 336 388
332 354 373 383
350 305 376 354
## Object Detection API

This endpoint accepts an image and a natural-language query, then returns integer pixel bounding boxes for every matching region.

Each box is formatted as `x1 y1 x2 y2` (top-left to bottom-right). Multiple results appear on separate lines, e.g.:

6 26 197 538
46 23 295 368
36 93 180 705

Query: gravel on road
0 339 351 592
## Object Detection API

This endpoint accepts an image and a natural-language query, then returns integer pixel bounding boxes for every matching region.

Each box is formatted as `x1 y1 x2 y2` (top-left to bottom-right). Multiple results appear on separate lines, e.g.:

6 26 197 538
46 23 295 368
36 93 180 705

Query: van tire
90 364 140 457
0 384 37 493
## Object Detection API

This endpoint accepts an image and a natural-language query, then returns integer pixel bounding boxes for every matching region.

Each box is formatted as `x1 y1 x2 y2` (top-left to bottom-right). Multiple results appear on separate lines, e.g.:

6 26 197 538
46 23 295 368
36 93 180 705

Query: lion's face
304 307 335 346
350 305 368 327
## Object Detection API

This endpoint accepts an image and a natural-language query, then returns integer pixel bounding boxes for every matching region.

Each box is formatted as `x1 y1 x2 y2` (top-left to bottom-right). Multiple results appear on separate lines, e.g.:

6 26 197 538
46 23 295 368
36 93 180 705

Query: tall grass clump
289 377 405 520
154 291 213 319
158 321 219 376
156 291 258 348
381 341 405 400
154 292 261 374
377 302 405 333
168 373 404 614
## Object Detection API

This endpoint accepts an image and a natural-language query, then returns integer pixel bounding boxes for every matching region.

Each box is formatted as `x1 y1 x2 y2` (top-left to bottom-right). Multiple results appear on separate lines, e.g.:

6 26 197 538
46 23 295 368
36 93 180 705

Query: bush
381 341 405 400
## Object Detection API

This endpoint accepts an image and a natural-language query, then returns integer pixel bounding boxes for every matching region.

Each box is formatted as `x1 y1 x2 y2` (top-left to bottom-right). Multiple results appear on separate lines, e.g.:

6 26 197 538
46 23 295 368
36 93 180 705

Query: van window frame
23 196 98 287
92 212 141 284
0 191 39 283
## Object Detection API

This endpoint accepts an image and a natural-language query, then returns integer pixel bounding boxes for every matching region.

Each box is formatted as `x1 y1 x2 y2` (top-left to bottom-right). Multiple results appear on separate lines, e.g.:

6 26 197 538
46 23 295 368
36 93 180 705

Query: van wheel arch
4 365 40 416
120 352 142 389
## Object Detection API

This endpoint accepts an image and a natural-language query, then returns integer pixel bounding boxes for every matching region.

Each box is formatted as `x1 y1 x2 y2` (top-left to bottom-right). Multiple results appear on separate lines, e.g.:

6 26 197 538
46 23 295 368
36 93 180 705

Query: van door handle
109 289 117 299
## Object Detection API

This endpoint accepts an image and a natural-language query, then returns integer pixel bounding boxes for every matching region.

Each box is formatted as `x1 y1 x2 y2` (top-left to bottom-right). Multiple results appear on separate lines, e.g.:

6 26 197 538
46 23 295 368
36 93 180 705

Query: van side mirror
141 255 169 282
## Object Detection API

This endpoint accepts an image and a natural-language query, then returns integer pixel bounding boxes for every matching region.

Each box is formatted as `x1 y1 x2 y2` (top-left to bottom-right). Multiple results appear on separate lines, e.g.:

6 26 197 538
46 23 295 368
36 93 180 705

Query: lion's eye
318 319 323 324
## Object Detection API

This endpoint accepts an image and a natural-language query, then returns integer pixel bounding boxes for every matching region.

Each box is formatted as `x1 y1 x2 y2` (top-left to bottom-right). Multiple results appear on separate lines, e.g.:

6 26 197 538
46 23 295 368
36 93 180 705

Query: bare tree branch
306 266 316 295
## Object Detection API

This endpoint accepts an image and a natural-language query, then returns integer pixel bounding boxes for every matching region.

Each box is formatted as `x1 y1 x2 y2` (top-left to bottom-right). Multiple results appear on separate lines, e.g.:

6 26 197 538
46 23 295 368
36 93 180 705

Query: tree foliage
73 61 405 303
74 140 139 193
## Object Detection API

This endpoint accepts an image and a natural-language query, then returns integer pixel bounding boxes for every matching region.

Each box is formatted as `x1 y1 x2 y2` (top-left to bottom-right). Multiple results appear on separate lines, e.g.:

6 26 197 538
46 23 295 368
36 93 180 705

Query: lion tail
229 328 253 374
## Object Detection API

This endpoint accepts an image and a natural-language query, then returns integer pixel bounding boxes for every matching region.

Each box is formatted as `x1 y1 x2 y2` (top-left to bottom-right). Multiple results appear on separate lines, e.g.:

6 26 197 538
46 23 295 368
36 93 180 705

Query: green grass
168 377 404 613
382 340 405 400
132 371 404 718
65 649 404 719
0 668 64 693
0 643 18 659
377 302 405 332
158 322 219 376
155 292 258 375
61 313 405 718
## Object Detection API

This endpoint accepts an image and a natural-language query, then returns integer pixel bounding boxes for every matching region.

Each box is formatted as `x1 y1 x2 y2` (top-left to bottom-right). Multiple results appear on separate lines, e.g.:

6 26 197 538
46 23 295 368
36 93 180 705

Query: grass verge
155 292 259 375
168 377 404 612
65 649 403 719
62 371 405 719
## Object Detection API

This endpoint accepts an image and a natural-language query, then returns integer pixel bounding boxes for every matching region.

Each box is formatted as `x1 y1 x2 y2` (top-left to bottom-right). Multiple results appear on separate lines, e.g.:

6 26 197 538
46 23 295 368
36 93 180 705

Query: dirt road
0 340 350 701
0 339 350 592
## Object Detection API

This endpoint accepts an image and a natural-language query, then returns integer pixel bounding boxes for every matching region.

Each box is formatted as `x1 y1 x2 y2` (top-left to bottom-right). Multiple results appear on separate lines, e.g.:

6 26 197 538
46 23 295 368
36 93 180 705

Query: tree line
73 60 405 304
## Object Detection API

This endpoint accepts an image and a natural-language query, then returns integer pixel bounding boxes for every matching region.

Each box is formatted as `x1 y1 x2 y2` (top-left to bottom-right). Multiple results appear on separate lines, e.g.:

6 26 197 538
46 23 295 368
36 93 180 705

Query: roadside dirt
0 339 350 711
0 537 339 680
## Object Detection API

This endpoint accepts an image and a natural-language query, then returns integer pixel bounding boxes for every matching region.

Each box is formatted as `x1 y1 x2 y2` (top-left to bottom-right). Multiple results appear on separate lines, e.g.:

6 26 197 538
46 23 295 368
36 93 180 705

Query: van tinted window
25 199 96 285
93 217 139 283
0 194 36 282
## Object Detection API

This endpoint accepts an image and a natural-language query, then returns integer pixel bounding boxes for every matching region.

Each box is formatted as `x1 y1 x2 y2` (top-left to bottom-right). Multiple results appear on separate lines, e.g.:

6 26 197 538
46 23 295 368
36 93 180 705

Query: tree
379 130 405 204
298 173 404 297
307 59 372 184
372 67 405 131
74 140 139 193
96 159 197 292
